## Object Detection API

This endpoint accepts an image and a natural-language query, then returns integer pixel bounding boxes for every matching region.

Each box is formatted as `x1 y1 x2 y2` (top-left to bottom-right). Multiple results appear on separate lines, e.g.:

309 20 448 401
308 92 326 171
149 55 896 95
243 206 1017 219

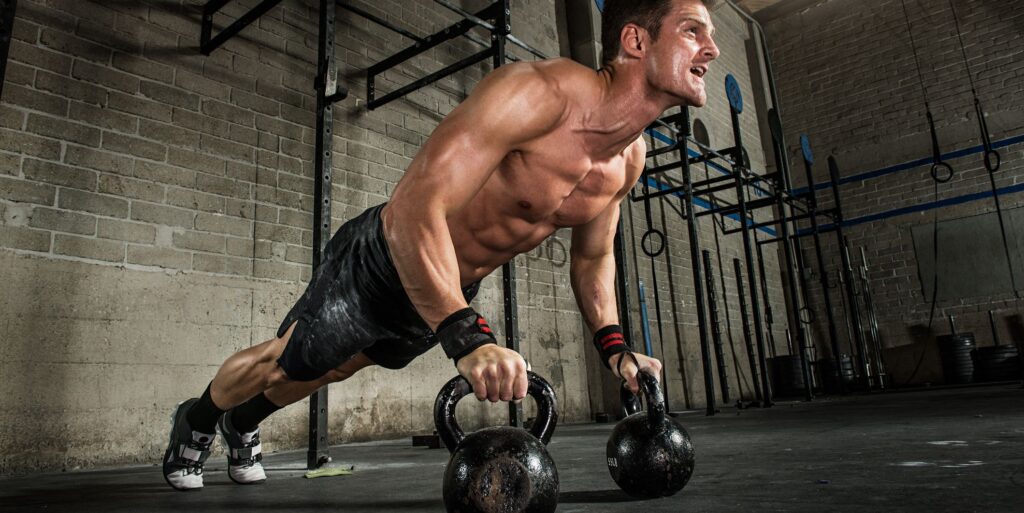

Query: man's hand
456 344 529 402
609 352 663 394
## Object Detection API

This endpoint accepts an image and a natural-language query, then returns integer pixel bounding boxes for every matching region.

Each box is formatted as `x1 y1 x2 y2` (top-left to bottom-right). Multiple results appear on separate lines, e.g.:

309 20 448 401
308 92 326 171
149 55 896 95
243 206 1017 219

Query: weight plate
725 74 743 113
800 134 814 164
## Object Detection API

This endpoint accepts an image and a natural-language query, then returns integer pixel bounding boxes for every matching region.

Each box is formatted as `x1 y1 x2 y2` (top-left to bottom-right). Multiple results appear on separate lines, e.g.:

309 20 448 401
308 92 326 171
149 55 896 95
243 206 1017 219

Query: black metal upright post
801 154 844 394
730 107 772 407
828 157 871 389
0 0 18 99
308 0 345 470
675 111 716 416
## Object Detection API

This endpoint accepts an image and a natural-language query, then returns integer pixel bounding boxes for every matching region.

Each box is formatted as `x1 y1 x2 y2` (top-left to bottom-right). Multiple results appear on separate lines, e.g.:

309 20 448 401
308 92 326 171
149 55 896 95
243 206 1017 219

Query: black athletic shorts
275 203 481 380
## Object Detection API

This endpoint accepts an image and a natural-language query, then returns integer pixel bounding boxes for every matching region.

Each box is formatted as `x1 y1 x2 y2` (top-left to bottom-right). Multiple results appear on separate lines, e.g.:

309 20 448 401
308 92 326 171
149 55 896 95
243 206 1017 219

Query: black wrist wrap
436 307 497 362
593 324 628 369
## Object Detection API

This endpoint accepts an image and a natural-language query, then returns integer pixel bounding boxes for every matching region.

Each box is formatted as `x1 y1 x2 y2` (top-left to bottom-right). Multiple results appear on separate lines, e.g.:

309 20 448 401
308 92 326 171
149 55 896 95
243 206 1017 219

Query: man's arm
570 138 662 392
384 63 566 330
383 63 565 402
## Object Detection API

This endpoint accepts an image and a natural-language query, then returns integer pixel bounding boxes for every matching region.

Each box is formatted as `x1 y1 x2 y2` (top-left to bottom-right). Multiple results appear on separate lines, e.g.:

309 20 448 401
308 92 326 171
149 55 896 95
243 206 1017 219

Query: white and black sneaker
217 411 267 485
162 398 215 491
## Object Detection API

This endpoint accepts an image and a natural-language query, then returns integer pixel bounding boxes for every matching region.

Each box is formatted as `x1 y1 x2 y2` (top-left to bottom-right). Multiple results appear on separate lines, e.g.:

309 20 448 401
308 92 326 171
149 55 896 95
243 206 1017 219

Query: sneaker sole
228 471 267 486
163 400 202 492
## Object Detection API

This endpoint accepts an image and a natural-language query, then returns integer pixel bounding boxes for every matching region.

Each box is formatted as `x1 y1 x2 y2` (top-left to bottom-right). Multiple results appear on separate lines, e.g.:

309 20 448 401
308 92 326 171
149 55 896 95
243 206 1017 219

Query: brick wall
0 0 788 474
763 0 1024 385
0 0 566 474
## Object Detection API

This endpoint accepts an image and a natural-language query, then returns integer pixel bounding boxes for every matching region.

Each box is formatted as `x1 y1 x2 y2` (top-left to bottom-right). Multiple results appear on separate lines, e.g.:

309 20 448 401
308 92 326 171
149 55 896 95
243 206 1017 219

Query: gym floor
2 384 1021 512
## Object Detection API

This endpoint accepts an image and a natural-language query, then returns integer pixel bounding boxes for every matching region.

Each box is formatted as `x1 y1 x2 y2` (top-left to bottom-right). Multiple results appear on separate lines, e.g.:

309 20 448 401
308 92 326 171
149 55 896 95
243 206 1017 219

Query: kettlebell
434 371 559 513
607 367 695 498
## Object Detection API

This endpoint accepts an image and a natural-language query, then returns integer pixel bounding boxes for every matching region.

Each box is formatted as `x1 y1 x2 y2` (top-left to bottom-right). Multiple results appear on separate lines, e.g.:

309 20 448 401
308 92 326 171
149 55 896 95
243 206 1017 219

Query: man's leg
214 350 378 485
163 323 296 491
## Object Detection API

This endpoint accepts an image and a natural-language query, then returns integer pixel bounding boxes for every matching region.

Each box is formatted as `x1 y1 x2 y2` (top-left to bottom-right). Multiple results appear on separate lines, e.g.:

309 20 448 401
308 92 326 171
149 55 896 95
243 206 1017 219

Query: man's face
643 0 720 107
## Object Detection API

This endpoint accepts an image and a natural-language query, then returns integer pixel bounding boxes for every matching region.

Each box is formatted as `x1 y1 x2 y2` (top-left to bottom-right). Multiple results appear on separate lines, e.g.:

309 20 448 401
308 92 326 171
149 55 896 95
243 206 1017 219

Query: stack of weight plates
937 333 976 385
973 344 1021 382
769 355 806 397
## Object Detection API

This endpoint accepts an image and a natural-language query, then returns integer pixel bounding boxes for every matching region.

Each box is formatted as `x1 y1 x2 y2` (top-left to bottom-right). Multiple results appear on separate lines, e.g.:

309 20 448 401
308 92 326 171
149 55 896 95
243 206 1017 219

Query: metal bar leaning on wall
0 0 17 99
703 250 731 405
798 137 845 394
829 157 872 390
726 93 773 406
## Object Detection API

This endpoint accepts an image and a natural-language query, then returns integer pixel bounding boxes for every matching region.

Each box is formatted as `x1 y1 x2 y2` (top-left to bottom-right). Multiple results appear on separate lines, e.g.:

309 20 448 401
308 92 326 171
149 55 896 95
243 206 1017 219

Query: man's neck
583 63 680 157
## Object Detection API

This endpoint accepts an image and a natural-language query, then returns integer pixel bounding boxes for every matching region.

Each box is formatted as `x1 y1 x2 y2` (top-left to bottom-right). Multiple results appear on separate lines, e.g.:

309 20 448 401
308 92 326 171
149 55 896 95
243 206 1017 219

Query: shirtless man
162 0 719 490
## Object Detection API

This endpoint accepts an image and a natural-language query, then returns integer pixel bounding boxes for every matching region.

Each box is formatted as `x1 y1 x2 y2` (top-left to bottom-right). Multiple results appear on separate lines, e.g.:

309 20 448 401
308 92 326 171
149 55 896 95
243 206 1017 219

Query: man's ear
619 23 647 59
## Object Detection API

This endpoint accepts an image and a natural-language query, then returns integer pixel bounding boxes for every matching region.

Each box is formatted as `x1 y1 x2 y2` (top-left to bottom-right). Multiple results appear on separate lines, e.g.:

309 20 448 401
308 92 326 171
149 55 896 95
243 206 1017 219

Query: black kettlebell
434 371 559 513
607 365 695 498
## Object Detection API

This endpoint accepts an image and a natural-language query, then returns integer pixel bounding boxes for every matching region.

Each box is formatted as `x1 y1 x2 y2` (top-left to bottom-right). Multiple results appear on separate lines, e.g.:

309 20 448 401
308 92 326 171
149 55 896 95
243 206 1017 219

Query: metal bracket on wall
0 0 17 99
360 0 547 111
200 0 285 55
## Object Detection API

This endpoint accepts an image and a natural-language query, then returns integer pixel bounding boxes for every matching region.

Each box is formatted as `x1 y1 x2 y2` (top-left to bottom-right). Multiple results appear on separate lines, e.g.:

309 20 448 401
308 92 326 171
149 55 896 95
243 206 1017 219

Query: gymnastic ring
798 306 816 325
641 229 666 258
983 149 1001 173
930 162 954 184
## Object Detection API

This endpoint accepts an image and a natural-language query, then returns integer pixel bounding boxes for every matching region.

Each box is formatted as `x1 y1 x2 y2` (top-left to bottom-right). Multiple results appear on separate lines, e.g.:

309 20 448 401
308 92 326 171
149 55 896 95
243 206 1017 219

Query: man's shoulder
626 135 647 165
489 58 598 99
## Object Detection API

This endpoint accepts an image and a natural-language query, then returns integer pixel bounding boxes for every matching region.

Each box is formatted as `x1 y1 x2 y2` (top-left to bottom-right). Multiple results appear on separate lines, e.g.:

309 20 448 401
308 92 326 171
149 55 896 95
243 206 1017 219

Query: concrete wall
761 0 1024 385
0 0 787 474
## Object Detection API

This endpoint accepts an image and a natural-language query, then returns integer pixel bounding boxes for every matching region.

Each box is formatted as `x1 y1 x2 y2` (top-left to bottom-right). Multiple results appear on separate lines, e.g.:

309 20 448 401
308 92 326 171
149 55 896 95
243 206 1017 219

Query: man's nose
704 38 720 60
704 37 720 60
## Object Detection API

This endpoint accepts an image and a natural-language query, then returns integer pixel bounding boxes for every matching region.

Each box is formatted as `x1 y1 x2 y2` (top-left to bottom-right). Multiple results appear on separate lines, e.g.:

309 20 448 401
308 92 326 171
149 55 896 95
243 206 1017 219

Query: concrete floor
2 384 1023 512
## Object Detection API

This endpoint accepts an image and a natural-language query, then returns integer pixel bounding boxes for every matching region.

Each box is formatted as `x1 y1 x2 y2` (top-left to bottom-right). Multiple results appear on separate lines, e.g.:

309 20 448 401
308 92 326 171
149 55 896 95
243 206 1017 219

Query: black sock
186 383 226 434
230 392 282 433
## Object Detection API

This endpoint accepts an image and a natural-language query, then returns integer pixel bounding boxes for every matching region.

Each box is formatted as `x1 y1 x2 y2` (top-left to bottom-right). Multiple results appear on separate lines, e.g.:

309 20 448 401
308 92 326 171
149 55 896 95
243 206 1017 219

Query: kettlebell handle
434 371 559 454
619 365 667 426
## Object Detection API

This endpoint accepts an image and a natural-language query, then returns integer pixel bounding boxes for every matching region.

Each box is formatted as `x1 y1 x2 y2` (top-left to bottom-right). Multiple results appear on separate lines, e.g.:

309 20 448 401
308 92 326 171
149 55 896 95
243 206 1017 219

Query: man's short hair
600 0 718 66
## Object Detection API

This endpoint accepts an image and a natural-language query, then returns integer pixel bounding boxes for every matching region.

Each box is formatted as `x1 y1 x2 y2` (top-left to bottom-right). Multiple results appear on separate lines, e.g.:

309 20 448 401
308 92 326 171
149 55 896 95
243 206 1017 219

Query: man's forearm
570 252 620 333
382 206 468 330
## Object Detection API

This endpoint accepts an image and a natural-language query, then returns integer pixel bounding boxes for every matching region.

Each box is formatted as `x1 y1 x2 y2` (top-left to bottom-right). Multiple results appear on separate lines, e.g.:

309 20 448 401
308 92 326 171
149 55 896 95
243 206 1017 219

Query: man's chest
495 143 632 227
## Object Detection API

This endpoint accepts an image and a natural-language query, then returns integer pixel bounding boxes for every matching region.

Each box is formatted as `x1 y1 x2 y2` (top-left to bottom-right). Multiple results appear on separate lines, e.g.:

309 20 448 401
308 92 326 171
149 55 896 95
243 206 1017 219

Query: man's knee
265 365 292 389
323 352 376 383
